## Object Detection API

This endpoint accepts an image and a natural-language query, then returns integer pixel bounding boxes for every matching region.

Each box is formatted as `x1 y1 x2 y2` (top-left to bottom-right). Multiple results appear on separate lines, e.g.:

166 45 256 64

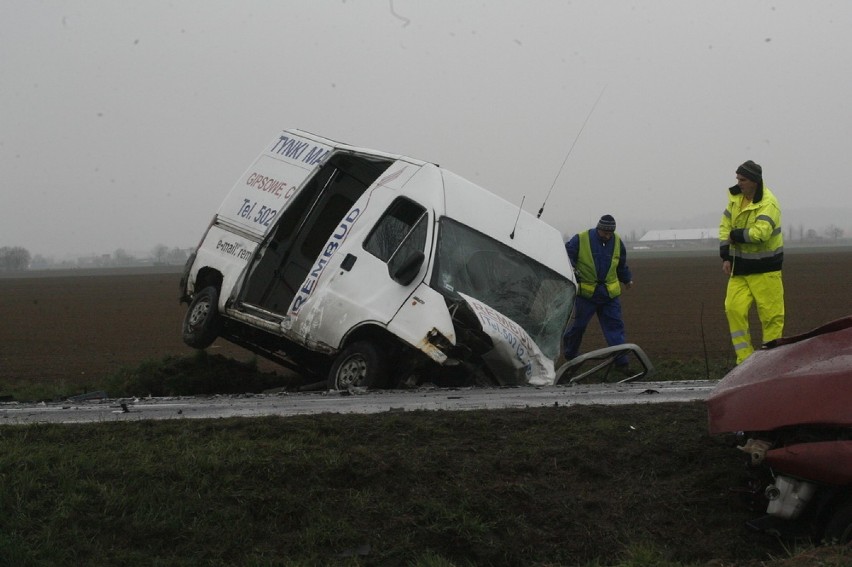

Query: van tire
327 341 389 391
182 286 222 349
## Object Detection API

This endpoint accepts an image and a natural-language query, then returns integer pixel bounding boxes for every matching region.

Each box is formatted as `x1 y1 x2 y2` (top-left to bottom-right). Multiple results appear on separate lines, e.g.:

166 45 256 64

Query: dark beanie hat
736 160 762 183
597 214 616 232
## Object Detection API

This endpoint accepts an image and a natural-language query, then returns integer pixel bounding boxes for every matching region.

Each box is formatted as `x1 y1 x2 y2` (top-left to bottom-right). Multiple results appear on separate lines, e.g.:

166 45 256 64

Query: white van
180 129 583 390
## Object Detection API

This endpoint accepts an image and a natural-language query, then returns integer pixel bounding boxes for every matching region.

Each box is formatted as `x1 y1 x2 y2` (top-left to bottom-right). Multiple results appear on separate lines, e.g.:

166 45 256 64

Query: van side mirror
390 251 425 286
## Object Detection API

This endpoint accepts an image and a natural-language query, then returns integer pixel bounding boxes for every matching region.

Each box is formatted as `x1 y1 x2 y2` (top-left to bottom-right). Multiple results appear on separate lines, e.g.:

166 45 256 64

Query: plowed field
2 247 850 388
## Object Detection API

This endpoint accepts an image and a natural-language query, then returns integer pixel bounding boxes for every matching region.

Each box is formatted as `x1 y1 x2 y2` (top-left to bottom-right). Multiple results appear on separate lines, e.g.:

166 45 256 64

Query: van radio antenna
510 195 526 239
537 86 606 219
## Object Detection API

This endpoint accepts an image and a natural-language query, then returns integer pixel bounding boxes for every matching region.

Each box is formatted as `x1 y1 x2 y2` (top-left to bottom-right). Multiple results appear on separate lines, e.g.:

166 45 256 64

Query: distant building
635 228 718 249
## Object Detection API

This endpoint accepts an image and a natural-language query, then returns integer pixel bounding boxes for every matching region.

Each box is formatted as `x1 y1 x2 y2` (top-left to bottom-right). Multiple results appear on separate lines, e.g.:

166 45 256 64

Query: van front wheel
182 286 222 349
327 341 389 391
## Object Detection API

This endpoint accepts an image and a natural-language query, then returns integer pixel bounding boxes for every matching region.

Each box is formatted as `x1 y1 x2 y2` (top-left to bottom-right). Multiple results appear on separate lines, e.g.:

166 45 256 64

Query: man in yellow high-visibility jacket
719 160 785 364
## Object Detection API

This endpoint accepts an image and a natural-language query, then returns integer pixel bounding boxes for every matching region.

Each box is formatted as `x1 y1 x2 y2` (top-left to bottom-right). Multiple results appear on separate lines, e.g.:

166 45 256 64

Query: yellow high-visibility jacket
719 183 783 275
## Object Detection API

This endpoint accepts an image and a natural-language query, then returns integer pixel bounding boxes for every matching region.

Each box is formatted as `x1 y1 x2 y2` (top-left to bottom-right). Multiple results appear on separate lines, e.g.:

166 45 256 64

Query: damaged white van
179 129 578 390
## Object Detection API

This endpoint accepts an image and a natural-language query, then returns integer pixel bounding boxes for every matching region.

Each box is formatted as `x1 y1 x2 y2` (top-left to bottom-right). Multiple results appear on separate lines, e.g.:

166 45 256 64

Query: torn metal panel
459 293 554 386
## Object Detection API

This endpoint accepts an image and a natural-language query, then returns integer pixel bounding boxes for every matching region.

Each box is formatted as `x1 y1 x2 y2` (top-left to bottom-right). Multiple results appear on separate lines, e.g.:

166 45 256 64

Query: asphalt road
0 380 717 425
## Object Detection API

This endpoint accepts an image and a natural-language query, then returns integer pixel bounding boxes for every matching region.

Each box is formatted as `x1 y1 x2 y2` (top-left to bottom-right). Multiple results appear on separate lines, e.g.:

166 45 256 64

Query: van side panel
217 136 333 239
186 131 333 305
191 225 256 307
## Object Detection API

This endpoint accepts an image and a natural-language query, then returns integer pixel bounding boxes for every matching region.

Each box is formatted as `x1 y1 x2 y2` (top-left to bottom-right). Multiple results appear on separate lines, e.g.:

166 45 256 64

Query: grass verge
1 356 847 565
0 402 809 566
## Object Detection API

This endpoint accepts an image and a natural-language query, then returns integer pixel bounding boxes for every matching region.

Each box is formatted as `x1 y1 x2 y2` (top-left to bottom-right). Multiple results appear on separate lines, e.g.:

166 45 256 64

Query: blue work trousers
562 295 628 366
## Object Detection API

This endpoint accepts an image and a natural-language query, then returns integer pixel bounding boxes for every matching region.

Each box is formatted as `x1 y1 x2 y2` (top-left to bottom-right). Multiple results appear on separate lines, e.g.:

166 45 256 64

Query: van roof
288 128 572 279
439 168 572 278
290 129 431 168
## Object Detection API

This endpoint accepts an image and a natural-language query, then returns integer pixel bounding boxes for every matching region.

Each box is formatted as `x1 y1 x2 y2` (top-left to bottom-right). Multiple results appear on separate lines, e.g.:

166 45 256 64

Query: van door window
364 197 427 264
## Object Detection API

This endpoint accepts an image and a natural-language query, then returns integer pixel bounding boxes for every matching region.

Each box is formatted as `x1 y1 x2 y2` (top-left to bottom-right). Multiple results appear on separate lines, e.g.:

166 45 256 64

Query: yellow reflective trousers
724 271 784 364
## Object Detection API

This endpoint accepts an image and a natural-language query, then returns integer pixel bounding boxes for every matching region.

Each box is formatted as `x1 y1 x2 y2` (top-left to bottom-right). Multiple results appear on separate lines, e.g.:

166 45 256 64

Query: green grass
0 401 809 567
1 355 845 566
8 403 840 567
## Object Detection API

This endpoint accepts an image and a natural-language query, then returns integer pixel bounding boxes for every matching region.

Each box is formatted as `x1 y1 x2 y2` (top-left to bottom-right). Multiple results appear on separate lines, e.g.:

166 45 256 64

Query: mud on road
1 247 850 389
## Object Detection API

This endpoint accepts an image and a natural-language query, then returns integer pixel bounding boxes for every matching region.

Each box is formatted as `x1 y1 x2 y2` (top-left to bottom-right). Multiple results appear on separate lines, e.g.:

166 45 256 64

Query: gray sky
3 1 851 259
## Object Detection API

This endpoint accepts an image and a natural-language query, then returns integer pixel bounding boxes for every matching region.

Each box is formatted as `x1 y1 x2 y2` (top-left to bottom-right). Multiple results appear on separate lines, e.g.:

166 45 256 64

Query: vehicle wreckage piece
706 315 852 543
554 343 655 384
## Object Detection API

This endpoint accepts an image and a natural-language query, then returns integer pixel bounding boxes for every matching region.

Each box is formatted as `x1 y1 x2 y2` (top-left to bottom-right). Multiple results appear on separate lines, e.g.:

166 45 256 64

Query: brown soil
2 248 849 387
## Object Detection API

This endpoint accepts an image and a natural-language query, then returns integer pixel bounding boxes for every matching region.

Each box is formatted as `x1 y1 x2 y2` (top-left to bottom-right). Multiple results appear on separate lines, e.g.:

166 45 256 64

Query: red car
706 316 852 543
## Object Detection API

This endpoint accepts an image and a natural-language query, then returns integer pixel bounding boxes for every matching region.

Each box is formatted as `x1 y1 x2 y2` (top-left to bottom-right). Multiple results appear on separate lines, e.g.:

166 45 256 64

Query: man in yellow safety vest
719 160 785 364
562 214 634 373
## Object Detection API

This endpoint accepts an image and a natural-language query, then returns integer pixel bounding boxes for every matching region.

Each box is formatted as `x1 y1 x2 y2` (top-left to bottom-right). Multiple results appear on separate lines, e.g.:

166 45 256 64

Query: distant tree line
1 245 190 271
0 246 31 271
77 245 189 268
151 244 189 266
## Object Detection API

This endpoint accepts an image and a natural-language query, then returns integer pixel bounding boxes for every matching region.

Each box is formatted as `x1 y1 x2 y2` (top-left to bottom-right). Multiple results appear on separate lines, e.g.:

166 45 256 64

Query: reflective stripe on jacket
719 184 783 275
576 230 622 299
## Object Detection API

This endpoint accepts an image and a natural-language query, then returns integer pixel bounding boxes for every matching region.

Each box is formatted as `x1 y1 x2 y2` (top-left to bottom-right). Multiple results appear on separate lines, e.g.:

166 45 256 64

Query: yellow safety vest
576 230 622 299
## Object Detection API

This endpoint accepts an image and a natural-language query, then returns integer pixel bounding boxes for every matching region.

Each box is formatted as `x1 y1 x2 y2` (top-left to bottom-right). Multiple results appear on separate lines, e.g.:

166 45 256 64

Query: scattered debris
67 391 109 402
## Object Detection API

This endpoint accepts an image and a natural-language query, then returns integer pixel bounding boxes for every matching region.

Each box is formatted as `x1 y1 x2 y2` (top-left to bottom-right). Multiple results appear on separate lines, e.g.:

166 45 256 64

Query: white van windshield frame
429 217 575 358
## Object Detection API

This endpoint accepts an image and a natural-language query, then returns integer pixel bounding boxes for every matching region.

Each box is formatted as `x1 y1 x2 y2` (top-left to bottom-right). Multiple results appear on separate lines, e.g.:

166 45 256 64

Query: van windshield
430 218 575 359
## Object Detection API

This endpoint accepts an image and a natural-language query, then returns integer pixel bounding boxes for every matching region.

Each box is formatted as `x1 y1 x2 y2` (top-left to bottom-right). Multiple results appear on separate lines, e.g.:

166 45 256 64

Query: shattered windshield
430 218 575 359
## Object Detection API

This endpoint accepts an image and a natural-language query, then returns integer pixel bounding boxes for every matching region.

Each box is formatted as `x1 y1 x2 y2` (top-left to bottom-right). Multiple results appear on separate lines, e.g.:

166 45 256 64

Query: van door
237 152 394 314
287 195 430 349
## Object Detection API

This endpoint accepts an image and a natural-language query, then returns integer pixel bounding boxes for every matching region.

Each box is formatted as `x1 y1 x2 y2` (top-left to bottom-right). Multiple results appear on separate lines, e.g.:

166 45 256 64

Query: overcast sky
3 1 851 259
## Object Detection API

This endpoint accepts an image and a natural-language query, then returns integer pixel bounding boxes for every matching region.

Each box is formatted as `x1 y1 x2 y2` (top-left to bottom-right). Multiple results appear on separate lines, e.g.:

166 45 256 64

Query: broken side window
363 197 427 262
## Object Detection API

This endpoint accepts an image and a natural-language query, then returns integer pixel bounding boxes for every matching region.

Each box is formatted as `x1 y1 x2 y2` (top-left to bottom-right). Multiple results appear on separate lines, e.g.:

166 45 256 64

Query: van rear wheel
182 286 222 349
327 341 389 391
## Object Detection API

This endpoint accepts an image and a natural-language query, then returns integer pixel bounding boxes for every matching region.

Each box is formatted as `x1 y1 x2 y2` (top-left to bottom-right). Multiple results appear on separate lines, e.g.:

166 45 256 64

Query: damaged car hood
707 316 852 435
